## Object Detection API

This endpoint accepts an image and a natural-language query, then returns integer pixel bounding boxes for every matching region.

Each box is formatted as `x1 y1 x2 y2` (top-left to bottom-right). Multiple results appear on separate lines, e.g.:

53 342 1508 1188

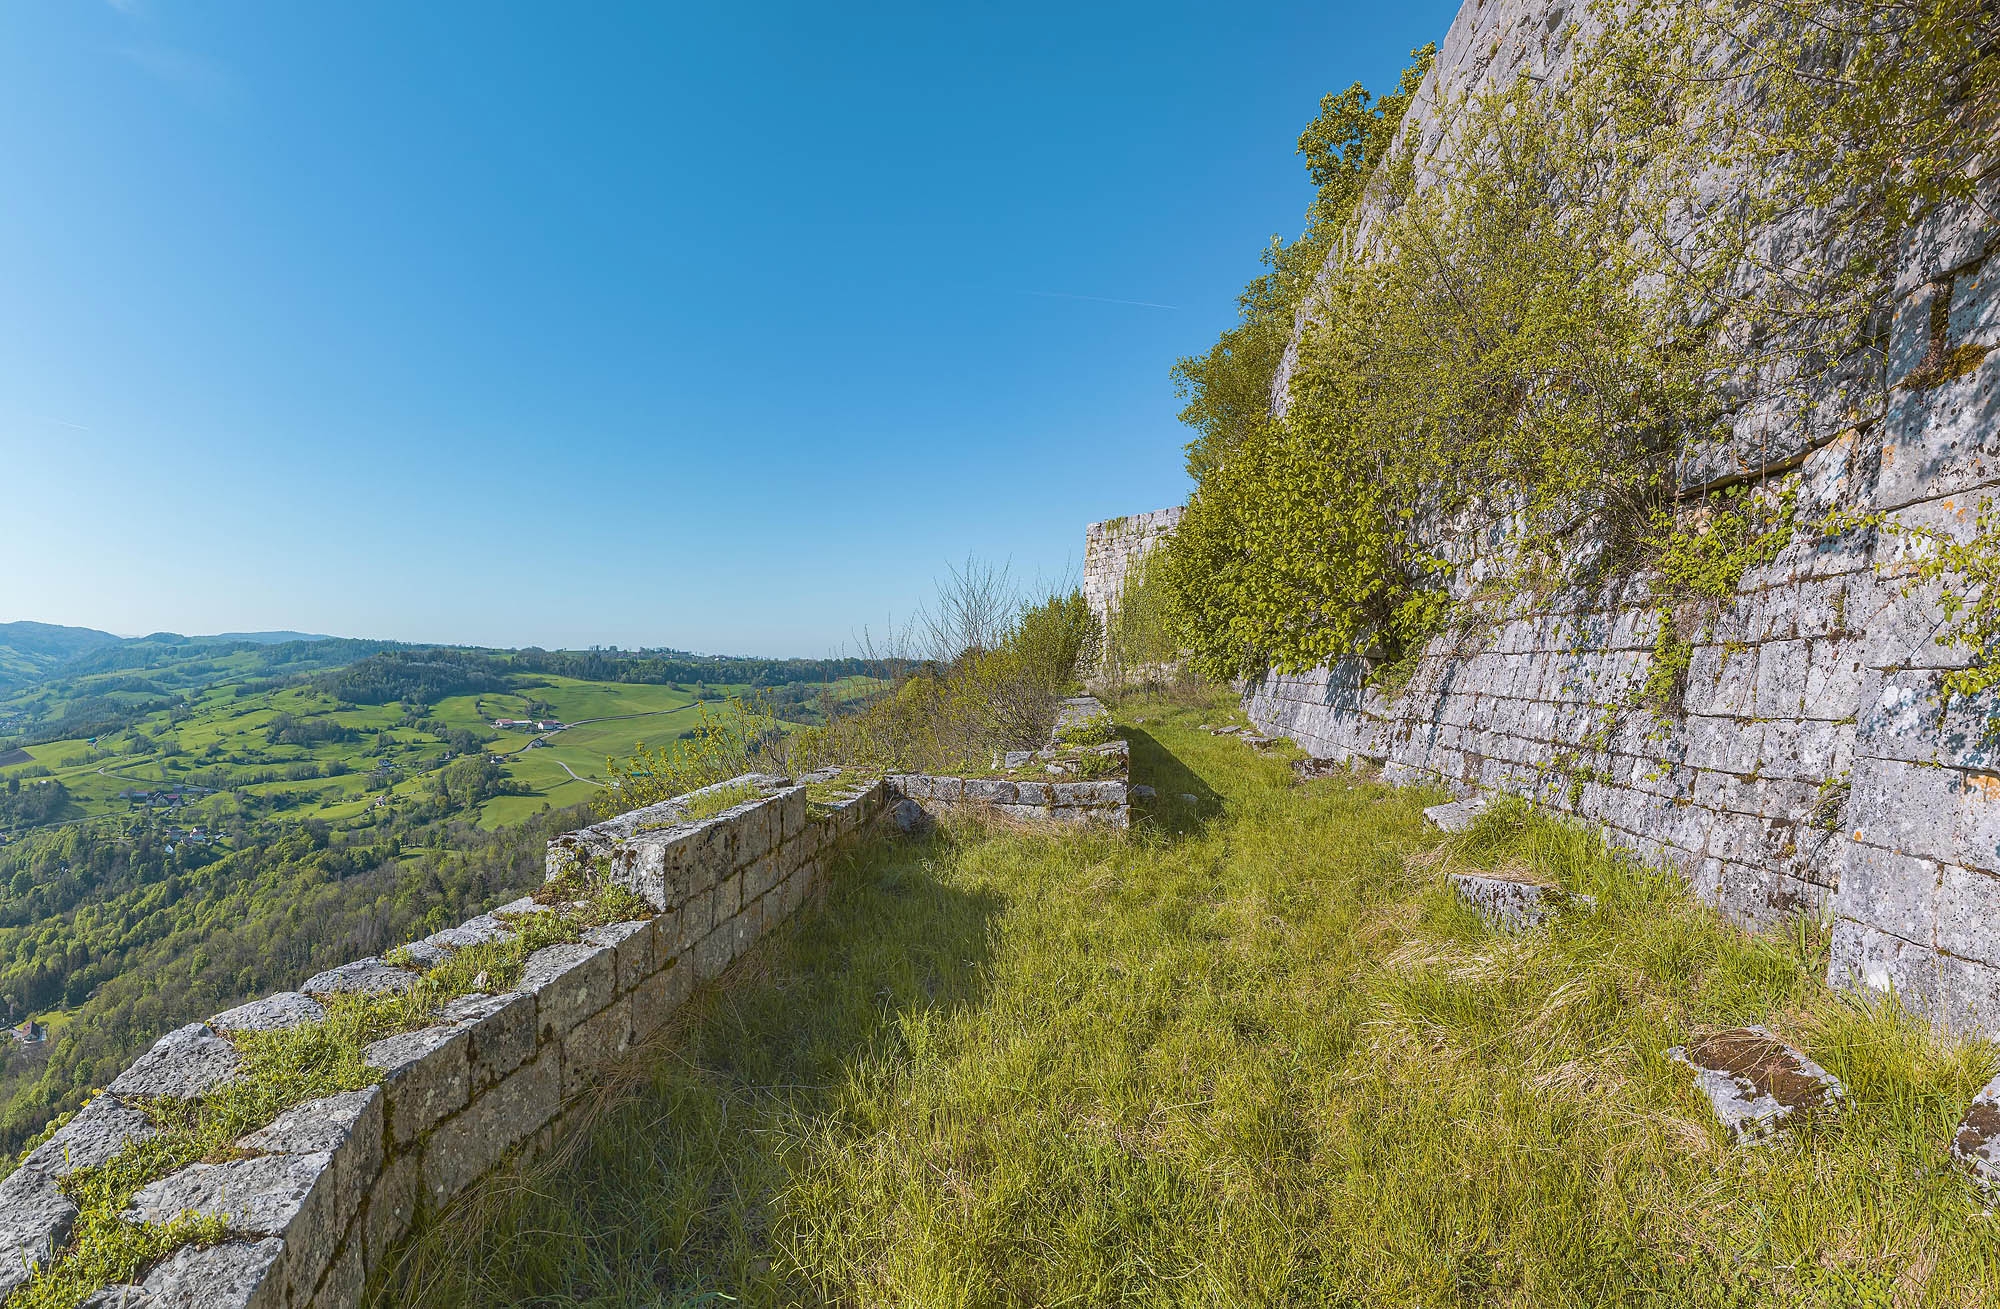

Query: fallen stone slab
1669 1026 1845 1144
1949 1068 2000 1195
109 1023 242 1100
1449 870 1594 932
1424 796 1488 833
1294 757 1347 780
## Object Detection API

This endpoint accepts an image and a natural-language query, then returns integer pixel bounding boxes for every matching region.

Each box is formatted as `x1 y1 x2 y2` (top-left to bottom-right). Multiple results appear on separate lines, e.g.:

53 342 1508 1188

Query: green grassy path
381 693 2000 1307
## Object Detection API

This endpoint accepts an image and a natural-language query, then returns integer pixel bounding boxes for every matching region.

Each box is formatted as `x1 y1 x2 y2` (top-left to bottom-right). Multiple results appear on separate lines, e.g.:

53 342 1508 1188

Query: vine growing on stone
1155 0 2000 695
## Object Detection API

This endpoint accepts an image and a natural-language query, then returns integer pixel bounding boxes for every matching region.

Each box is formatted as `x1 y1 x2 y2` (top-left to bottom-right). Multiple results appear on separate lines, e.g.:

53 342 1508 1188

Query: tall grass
379 692 2000 1307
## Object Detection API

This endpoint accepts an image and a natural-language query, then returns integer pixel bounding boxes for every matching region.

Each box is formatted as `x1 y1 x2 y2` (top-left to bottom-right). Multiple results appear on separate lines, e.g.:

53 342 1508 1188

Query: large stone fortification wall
1240 0 2000 1032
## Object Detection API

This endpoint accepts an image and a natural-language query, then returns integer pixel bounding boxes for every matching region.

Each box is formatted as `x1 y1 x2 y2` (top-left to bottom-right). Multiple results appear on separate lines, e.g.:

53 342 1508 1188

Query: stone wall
887 697 1132 830
0 772 891 1309
1083 507 1183 636
1235 0 2000 1034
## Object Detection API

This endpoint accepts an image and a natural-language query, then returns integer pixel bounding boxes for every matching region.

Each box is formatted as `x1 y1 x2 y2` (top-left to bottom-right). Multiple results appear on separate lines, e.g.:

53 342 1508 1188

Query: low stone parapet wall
0 771 891 1309
886 696 1132 830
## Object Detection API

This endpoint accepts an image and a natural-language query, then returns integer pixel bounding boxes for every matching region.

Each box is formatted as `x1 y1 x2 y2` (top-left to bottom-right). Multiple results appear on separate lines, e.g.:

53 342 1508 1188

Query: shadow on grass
1121 726 1224 837
371 829 1002 1309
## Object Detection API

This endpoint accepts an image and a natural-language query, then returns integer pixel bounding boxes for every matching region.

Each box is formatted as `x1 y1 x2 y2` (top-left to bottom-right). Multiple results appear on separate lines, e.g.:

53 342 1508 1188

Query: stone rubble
1669 1026 1846 1144
1449 870 1594 932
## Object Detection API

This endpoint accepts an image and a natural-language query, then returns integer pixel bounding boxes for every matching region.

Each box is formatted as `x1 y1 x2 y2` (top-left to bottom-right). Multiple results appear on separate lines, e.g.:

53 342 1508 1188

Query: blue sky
1 0 1457 655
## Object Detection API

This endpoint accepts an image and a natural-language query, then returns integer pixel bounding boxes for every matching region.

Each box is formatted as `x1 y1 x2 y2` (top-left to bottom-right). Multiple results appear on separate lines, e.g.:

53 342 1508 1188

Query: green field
0 675 780 839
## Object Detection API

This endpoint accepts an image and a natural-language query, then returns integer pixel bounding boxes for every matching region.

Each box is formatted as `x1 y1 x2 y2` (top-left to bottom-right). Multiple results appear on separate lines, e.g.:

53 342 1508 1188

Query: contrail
1021 290 1180 311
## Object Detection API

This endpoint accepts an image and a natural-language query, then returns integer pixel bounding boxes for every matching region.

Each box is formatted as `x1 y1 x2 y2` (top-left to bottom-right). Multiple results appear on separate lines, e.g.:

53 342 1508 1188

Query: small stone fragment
1950 1068 2000 1195
109 1023 241 1099
1669 1026 1844 1144
1449 871 1593 932
1131 785 1156 801
1424 796 1488 833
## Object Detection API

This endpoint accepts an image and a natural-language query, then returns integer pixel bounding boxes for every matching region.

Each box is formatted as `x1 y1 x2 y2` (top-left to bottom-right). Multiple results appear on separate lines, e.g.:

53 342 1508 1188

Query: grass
377 690 2000 1307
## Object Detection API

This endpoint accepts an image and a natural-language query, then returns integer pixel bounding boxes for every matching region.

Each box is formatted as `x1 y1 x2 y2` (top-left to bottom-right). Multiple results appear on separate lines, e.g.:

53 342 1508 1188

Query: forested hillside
0 632 891 1150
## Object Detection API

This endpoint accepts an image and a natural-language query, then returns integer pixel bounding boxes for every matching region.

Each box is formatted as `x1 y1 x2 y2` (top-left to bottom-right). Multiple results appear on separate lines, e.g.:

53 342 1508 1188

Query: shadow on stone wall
367 830 1002 1308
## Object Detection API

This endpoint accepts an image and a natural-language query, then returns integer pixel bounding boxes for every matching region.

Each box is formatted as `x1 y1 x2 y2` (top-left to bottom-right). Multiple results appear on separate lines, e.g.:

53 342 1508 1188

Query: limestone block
422 1053 560 1204
1889 283 1941 390
1937 862 2000 966
301 958 416 999
306 1234 361 1309
694 923 733 982
663 948 696 1012
715 870 742 921
677 887 715 949
1951 255 2000 350
1683 716 1762 776
1933 948 2000 1035
1857 670 2000 771
733 899 765 957
1050 781 1125 807
778 786 808 842
235 1087 383 1229
23 1094 155 1178
1896 193 1995 297
1423 796 1487 833
441 991 536 1090
110 1023 242 1100
520 942 615 1043
397 924 489 970
0 1166 77 1299
361 1026 470 1145
127 1151 343 1305
359 1150 419 1270
1750 640 1809 720
140 1238 286 1309
628 963 676 1044
563 995 632 1097
81 1286 151 1308
740 853 780 902
733 797 776 865
1875 353 2000 510
579 920 653 992
645 909 681 972
211 992 325 1035
962 779 1018 805
1669 1026 1844 1144
1847 758 1963 864
1828 917 1939 1009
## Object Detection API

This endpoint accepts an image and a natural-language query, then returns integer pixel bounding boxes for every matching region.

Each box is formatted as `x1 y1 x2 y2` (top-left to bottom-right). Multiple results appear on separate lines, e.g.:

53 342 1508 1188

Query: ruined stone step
1670 1026 1845 1144
1448 870 1594 931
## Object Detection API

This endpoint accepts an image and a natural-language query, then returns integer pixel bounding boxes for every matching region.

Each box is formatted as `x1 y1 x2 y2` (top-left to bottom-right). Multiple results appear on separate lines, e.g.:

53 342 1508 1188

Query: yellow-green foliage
379 695 2000 1307
1159 1 2000 690
792 591 1100 776
599 698 780 819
